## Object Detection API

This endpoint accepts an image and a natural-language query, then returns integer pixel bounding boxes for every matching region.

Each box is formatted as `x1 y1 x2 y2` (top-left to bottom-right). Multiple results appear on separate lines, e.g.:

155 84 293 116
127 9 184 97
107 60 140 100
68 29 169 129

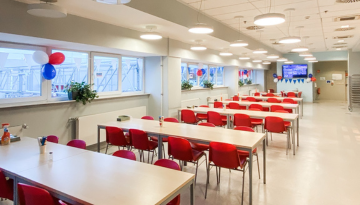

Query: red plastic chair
0 170 13 201
298 92 302 98
249 104 264 111
105 126 131 154
150 117 179 158
66 139 86 149
164 117 179 123
224 99 232 101
112 150 136 161
207 111 227 127
233 96 240 101
47 135 59 144
168 137 207 183
196 105 209 122
228 102 241 110
234 126 254 132
214 102 223 108
189 123 215 152
280 91 285 97
274 110 292 127
245 97 256 102
270 105 284 112
254 92 260 96
283 98 296 104
154 159 181 205
267 98 280 103
205 142 247 203
287 92 296 98
269 89 275 93
233 114 252 127
266 93 275 97
264 116 292 155
18 183 65 205
181 109 199 124
130 129 158 163
141 116 154 120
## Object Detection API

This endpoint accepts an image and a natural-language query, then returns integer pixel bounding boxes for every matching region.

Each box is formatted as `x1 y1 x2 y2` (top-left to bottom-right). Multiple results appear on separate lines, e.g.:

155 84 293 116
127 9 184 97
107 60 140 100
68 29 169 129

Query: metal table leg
297 117 300 147
158 134 163 160
178 110 181 122
227 114 230 129
248 151 253 205
190 181 195 205
301 100 303 117
263 138 266 184
97 126 101 152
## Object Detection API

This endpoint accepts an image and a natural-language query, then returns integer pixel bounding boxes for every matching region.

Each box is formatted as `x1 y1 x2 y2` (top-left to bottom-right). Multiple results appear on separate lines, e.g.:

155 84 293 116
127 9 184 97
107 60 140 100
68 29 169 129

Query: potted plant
238 80 244 87
203 80 214 90
181 80 193 90
65 81 99 105
247 79 252 85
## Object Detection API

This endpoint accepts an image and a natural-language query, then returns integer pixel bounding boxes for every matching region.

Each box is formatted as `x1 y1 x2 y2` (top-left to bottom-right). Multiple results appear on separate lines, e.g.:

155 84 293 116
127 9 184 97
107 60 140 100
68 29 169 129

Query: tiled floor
2 101 360 205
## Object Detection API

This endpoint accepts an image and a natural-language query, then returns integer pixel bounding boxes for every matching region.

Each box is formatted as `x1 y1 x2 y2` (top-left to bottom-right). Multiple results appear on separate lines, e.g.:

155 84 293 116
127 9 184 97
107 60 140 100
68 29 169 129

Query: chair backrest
112 150 136 161
105 126 128 146
266 93 275 97
0 170 12 200
181 109 197 124
18 183 56 205
275 110 289 113
129 129 150 150
164 117 179 123
47 135 59 143
66 139 86 149
233 113 252 127
280 91 285 97
245 97 256 102
214 102 223 108
265 116 286 133
249 108 262 111
234 126 255 132
254 92 260 96
154 159 181 171
298 92 302 98
267 97 280 103
207 111 223 126
287 92 296 97
228 102 241 110
199 105 209 108
168 137 194 161
225 99 232 101
141 116 154 120
249 104 263 111
270 105 284 112
269 89 275 93
198 122 216 127
233 96 240 101
209 142 244 169
283 98 296 104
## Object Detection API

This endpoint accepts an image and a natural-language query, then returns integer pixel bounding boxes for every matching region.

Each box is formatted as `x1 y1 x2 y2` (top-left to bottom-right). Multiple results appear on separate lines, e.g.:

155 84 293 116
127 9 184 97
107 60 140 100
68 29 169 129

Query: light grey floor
2 100 360 205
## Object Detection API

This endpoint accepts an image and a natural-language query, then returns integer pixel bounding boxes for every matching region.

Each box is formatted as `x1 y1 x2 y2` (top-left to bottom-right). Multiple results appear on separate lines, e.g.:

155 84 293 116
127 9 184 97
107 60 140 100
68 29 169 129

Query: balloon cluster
196 69 207 77
306 73 316 83
32 51 65 80
273 73 282 83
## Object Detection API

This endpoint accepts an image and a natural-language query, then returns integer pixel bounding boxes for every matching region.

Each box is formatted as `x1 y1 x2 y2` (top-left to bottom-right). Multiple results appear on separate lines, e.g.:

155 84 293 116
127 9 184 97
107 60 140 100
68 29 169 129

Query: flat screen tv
282 64 308 78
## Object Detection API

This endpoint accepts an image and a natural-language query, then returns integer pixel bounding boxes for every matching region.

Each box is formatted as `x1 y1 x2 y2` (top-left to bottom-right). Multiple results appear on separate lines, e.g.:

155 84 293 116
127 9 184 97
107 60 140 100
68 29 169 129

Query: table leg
297 117 300 147
248 151 253 205
227 115 230 129
97 126 101 153
14 176 19 205
293 123 296 155
263 138 266 184
178 110 181 122
158 134 163 160
301 100 303 117
190 181 195 205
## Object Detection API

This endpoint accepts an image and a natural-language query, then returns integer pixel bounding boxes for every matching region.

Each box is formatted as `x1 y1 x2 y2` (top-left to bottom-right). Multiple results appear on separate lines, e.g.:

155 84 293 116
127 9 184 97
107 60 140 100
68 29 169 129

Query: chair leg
105 144 109 154
256 153 260 179
151 150 155 164
147 151 150 163
286 131 289 155
265 130 269 146
205 162 210 199
162 143 166 159
195 161 199 184
241 165 246 205
218 167 221 184
215 166 219 184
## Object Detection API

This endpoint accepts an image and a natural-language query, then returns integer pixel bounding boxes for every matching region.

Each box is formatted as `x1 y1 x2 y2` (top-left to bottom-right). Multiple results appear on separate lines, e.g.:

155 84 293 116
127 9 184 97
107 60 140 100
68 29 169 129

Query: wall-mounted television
282 64 308 78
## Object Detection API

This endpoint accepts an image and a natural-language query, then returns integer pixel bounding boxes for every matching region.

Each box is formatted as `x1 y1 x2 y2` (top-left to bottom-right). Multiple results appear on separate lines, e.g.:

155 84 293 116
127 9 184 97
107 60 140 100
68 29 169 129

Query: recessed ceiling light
219 51 233 56
341 25 350 28
93 0 131 4
267 54 279 59
239 56 250 60
140 32 163 40
299 52 313 57
253 48 268 54
230 40 248 47
338 40 345 43
277 58 287 62
262 61 271 64
291 47 309 52
336 48 342 50
279 36 301 44
27 3 67 18
254 13 286 26
188 23 214 34
253 60 262 63
284 61 294 64
304 57 316 61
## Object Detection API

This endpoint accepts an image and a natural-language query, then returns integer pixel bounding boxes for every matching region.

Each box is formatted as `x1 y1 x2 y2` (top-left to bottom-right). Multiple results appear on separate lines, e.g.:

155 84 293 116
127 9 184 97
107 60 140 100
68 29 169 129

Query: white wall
181 88 229 107
348 50 360 75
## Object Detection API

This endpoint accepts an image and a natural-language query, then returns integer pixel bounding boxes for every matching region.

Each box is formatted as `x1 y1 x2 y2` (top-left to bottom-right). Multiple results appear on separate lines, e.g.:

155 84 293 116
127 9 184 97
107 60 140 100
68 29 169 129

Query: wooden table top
209 101 299 109
99 118 265 150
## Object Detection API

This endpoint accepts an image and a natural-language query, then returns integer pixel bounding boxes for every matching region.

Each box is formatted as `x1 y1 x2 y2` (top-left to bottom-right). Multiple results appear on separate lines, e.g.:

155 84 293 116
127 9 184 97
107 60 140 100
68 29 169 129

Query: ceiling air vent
336 0 360 3
335 27 355 31
333 35 353 39
333 46 347 49
334 15 360 22
246 26 264 30
334 43 347 45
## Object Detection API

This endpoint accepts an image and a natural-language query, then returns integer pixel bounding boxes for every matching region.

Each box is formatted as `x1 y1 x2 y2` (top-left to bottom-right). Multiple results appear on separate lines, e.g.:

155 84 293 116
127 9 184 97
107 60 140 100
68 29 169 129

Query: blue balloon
309 74 313 78
244 70 248 75
201 68 206 75
273 73 278 78
42 63 56 80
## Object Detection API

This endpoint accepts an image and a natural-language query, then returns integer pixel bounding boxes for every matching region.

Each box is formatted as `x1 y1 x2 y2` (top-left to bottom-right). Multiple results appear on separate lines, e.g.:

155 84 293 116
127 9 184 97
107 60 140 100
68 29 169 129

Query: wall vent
334 15 360 22
333 35 353 39
246 26 264 30
335 27 355 31
336 0 360 3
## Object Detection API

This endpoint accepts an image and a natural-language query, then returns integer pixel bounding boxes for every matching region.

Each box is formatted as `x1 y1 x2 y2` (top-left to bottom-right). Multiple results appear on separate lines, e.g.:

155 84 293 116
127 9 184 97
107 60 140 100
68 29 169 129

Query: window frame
121 55 145 95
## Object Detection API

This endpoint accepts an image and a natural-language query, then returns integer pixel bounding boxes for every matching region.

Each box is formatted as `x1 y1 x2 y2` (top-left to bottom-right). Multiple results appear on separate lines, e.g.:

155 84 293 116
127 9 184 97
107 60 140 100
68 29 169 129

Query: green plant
203 80 214 90
238 80 244 87
247 79 252 85
65 81 99 105
181 80 193 90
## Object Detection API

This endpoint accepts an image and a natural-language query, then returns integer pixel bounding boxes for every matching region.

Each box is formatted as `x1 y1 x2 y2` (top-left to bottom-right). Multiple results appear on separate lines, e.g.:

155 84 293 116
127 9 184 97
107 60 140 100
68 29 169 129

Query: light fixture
262 61 271 64
267 54 279 59
253 60 262 63
284 61 294 64
188 0 214 34
309 60 318 63
277 58 287 62
338 40 345 43
219 49 233 56
304 57 316 61
140 26 162 40
190 40 207 50
299 52 312 57
239 54 250 60
253 48 268 54
279 9 301 44
93 0 131 4
230 16 249 47
27 1 67 18
254 0 285 26
291 46 309 52
341 25 349 28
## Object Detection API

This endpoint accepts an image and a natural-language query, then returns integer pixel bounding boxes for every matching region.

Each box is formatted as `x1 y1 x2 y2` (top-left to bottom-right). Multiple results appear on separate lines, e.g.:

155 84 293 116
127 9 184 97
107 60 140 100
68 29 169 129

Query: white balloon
32 51 49 65
243 75 248 80
274 78 278 83
306 78 311 83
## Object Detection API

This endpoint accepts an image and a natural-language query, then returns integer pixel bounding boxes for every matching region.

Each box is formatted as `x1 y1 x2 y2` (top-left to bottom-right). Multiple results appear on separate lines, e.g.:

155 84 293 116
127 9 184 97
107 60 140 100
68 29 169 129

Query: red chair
254 92 260 96
168 137 207 183
154 159 181 205
150 117 179 158
112 150 136 161
18 183 65 205
130 129 158 163
228 102 241 110
207 111 227 127
298 92 302 98
274 110 292 128
66 139 86 149
267 97 280 103
141 116 154 120
214 102 223 108
287 92 296 98
270 105 284 112
245 97 256 102
280 91 285 97
233 96 240 101
105 126 131 154
196 105 209 122
47 135 59 143
283 98 296 104
266 93 275 97
264 116 292 155
190 123 215 152
205 142 247 203
225 99 232 101
249 104 264 111
0 170 13 201
181 109 199 124
163 117 179 123
269 89 275 93
233 113 252 128
233 126 260 179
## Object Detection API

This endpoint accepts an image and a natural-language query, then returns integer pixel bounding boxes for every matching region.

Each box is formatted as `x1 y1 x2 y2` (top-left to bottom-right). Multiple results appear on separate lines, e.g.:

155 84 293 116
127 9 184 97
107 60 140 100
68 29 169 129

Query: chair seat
148 141 159 150
190 142 209 152
250 119 263 125
196 113 207 120
221 116 228 121
150 136 168 142
192 149 206 161
284 121 291 127
238 148 257 156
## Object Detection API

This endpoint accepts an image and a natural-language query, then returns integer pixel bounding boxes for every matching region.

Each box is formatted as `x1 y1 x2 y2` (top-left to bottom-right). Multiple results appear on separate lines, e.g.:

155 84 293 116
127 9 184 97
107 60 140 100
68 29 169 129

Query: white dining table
97 118 266 205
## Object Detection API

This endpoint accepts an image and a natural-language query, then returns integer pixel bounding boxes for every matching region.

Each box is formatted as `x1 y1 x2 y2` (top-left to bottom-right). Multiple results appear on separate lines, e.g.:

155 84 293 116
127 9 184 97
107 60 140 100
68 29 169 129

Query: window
51 50 89 98
122 57 143 93
216 67 224 86
181 63 187 82
181 62 224 88
209 66 217 84
199 64 208 87
92 54 120 93
188 64 198 86
239 69 256 84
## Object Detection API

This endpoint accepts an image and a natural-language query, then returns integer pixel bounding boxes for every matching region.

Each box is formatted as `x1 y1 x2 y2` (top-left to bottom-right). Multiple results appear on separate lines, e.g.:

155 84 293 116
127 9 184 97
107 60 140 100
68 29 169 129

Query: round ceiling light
291 47 309 52
284 61 294 64
277 58 287 62
279 36 301 44
93 0 131 4
253 60 262 63
267 54 279 59
253 48 268 54
254 13 286 26
230 40 248 47
219 51 233 56
27 3 67 18
190 45 207 51
299 52 312 57
262 61 271 64
188 23 214 34
304 57 316 61
140 32 162 40
239 56 250 60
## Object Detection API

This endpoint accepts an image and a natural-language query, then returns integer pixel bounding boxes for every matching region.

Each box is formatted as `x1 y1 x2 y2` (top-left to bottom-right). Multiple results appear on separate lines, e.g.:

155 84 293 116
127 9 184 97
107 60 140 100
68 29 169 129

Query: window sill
0 93 150 109
181 86 228 92
239 84 259 87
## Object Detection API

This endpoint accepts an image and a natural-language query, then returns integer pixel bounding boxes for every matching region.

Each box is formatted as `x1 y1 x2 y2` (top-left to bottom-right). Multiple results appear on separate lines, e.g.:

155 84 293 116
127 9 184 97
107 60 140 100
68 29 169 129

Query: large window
181 62 224 87
122 57 143 93
92 54 120 93
239 69 256 84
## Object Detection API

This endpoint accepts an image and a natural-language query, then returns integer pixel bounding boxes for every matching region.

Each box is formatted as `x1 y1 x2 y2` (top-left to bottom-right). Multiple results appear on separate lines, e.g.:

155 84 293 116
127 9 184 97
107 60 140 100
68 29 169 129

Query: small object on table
223 104 226 111
1 123 11 146
38 136 47 154
10 134 21 142
159 116 164 127
117 115 130 122
49 152 53 162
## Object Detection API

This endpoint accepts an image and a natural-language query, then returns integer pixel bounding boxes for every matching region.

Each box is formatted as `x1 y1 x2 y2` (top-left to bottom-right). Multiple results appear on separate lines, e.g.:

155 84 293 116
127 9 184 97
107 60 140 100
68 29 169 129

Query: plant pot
68 91 79 100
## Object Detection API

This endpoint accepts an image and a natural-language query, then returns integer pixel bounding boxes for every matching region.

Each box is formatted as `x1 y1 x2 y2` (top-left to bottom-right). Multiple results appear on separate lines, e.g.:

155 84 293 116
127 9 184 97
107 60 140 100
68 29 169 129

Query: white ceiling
178 0 360 53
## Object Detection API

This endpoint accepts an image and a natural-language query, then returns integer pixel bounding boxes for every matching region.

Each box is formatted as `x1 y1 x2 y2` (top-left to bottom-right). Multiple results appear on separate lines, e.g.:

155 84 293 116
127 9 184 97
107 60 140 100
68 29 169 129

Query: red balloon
49 52 65 65
311 77 316 82
196 69 202 77
277 76 282 80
